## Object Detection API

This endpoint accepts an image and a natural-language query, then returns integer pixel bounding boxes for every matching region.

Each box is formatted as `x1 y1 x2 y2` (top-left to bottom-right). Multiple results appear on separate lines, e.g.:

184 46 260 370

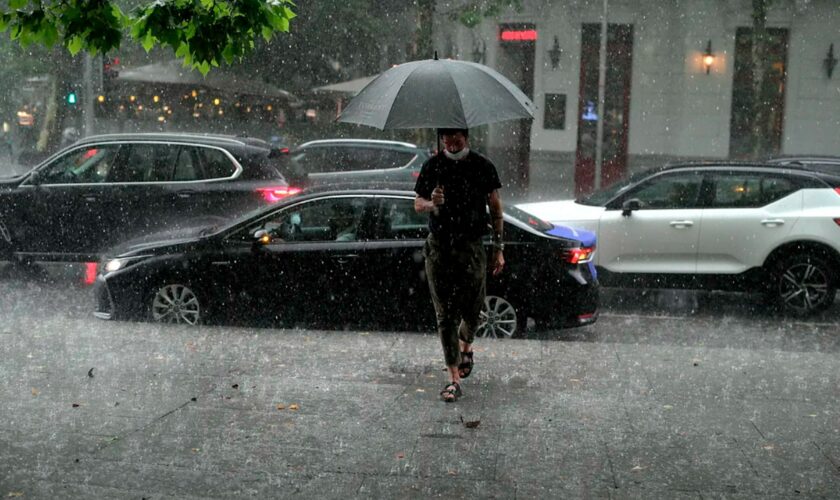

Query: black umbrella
337 56 535 130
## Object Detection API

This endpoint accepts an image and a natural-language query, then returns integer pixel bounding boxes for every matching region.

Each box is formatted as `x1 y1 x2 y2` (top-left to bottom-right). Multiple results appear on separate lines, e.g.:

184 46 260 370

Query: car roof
656 160 831 176
295 138 422 150
766 155 840 164
72 133 271 150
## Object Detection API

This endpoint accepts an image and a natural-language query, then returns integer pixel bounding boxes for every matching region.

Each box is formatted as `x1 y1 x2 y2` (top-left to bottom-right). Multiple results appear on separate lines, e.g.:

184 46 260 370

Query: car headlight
103 255 150 274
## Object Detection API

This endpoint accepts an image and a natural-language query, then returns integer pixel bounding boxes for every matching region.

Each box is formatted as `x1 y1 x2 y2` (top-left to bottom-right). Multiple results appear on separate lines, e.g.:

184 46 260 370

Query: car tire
476 294 527 339
147 282 204 325
770 253 837 317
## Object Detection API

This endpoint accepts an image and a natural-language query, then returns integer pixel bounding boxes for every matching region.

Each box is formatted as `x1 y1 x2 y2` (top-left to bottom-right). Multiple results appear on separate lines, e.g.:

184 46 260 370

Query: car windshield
576 167 660 206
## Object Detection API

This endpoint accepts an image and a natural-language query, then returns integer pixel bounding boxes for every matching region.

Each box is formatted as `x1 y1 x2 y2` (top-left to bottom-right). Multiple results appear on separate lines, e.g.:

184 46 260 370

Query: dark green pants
424 234 487 367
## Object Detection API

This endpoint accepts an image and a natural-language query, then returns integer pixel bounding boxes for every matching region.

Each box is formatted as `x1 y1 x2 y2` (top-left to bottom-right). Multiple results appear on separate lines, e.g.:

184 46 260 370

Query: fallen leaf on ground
663 405 673 410
631 465 646 472
416 388 425 393
31 388 39 396
447 470 458 476
7 492 24 497
276 404 285 410
464 420 481 429
289 404 299 411
763 445 775 450
232 384 239 389
72 403 80 408
396 452 405 459
570 378 581 383
191 448 200 453
87 368 94 378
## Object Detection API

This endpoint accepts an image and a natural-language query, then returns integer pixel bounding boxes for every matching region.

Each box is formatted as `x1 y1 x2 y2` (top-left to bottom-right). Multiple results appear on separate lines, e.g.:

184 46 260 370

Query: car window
621 172 704 209
378 149 415 169
709 173 798 208
198 147 237 179
37 145 120 184
173 147 200 181
258 197 369 242
375 197 428 240
111 144 179 182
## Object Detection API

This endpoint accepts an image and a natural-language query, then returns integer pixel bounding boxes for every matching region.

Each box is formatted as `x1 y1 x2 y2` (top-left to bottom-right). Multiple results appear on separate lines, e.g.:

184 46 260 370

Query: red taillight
411 171 420 179
578 312 596 322
83 262 97 285
257 186 302 203
834 187 840 196
278 147 290 154
564 246 595 264
834 218 840 227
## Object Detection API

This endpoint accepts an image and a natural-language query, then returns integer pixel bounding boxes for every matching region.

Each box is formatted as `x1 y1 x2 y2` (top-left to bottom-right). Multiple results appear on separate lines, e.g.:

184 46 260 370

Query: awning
312 75 377 96
116 61 299 102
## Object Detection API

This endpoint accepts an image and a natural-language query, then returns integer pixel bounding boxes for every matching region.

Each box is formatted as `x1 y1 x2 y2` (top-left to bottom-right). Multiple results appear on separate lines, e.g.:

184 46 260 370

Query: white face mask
443 147 469 161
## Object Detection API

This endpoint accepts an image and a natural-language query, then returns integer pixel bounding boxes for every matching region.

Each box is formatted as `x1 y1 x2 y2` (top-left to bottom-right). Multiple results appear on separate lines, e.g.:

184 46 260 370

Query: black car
94 190 599 337
284 139 431 188
0 133 301 262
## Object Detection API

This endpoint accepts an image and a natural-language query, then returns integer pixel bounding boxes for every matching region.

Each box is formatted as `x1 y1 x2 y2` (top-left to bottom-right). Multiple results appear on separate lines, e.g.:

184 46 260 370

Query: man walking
414 128 505 403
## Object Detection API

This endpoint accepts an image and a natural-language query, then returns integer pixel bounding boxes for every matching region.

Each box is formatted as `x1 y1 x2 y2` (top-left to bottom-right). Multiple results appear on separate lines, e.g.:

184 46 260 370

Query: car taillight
278 147 290 154
834 219 840 227
564 246 595 264
411 171 420 179
835 187 840 196
83 262 97 285
257 186 302 203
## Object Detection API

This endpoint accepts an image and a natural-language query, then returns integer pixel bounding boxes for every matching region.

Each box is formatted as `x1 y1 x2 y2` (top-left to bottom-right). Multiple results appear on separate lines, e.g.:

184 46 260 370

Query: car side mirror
253 229 272 247
28 170 43 186
621 198 642 217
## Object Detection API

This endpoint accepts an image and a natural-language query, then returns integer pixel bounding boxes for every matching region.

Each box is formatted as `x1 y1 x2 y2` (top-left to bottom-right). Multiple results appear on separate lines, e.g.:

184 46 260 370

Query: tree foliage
0 0 296 74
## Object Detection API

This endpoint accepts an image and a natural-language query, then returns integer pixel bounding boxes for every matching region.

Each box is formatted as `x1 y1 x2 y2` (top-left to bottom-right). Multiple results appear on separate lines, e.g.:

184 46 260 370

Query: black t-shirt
414 150 502 242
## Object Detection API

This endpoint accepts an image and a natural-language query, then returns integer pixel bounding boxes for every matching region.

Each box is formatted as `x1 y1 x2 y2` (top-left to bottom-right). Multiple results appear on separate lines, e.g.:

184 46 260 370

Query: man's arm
488 189 505 276
415 194 435 214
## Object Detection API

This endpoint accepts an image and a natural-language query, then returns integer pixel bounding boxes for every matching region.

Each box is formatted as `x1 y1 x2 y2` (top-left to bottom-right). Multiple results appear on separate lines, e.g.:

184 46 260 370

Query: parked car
94 189 599 336
518 162 840 316
283 139 431 188
0 133 301 262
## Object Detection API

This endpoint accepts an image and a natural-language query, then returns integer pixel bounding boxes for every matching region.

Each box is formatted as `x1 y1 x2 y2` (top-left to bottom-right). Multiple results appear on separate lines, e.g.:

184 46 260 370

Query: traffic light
66 91 78 105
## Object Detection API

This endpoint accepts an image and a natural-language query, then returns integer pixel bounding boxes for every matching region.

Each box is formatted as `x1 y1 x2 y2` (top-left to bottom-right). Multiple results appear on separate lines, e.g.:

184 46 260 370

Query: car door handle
176 190 196 199
669 220 694 228
334 254 359 264
761 219 785 227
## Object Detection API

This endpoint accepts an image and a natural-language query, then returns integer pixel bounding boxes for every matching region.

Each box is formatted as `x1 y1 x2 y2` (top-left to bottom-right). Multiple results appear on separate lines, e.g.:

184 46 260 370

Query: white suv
518 163 840 316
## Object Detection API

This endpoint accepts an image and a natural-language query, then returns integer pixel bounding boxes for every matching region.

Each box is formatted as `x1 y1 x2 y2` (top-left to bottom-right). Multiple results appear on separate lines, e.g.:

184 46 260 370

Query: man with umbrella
414 128 505 402
336 55 534 402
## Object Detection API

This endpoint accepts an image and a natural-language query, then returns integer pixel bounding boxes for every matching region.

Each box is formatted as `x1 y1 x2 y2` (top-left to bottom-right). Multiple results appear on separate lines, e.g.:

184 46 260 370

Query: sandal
440 382 462 403
458 351 474 379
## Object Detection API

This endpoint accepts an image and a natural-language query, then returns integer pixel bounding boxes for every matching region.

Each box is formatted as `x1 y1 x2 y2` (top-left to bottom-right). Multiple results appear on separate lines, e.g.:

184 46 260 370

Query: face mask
443 147 469 161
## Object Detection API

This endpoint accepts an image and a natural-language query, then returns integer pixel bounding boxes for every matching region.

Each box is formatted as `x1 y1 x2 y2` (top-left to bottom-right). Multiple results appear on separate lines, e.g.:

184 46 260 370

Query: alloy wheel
151 284 201 325
778 262 830 314
476 295 518 339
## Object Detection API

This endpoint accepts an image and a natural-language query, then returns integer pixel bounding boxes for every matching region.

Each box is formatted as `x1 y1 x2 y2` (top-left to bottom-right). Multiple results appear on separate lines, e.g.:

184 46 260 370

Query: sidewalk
1 314 839 498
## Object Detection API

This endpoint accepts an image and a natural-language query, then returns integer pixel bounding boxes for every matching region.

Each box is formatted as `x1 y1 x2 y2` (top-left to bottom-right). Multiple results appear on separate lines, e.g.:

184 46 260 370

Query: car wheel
149 283 203 325
771 254 836 316
476 294 523 339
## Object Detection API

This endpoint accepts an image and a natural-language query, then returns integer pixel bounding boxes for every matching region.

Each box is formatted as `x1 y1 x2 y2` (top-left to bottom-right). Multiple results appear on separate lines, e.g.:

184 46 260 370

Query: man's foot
458 351 474 379
440 382 462 403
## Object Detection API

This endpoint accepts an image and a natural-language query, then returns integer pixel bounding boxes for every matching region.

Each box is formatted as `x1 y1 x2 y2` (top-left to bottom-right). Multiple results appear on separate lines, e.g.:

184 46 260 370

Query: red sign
500 29 538 42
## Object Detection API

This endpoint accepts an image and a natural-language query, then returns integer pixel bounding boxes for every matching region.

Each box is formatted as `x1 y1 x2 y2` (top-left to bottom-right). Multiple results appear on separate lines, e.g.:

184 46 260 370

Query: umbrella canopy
337 58 535 130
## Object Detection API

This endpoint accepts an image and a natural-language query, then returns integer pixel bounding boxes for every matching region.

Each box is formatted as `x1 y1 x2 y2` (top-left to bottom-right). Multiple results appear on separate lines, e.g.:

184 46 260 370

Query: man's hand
491 249 505 276
431 185 445 207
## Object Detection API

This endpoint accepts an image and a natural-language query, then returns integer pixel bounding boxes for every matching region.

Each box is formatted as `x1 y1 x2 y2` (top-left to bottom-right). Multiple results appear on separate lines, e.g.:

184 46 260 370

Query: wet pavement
1 262 840 498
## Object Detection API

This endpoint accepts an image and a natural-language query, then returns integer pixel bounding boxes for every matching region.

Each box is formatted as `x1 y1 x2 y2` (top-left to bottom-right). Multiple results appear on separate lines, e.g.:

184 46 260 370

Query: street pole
594 0 608 191
83 53 95 137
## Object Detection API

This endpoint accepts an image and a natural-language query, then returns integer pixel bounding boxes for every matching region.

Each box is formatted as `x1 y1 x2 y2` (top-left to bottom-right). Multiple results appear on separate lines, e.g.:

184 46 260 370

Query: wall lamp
825 43 837 79
472 40 486 64
547 36 562 70
703 40 715 74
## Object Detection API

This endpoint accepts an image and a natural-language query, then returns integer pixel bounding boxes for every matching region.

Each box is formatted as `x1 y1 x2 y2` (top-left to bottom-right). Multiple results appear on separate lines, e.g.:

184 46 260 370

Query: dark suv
285 139 431 188
0 133 300 262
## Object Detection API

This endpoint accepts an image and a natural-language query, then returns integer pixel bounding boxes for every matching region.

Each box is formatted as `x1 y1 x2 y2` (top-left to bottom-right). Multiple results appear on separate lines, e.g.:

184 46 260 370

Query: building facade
441 0 840 200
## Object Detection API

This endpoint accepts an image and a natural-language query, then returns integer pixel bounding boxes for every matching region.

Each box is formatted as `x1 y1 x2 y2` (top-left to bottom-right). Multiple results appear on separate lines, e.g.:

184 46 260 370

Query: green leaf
67 36 84 55
141 31 155 52
261 25 273 42
221 43 234 64
197 60 211 75
9 0 27 10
